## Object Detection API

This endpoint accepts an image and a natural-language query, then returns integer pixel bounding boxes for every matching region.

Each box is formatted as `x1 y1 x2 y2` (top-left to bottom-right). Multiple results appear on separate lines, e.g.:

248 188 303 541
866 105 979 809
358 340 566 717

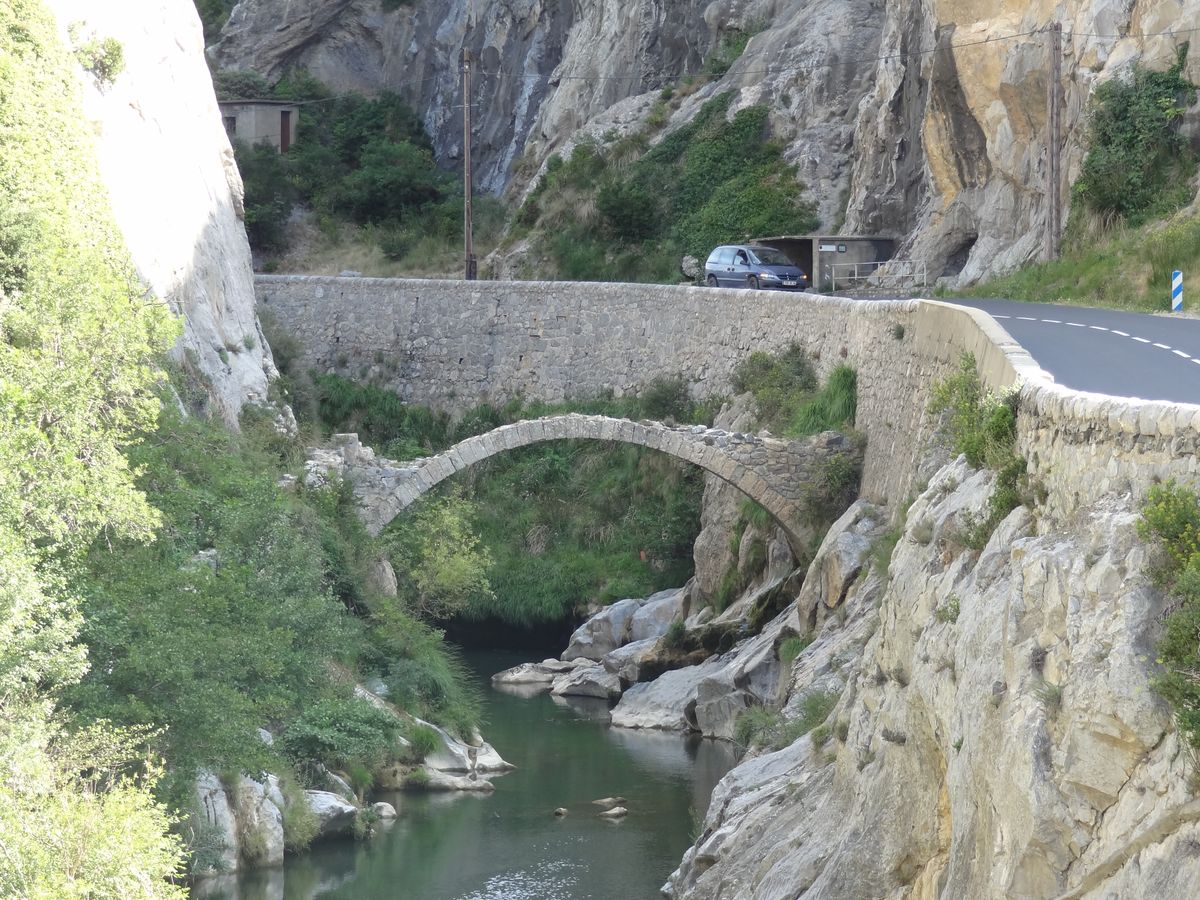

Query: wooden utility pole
462 46 477 280
1045 22 1062 261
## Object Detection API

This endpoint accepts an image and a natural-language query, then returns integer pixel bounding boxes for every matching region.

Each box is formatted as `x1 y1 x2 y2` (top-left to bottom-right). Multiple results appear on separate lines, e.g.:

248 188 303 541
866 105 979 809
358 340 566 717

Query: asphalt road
838 293 1200 404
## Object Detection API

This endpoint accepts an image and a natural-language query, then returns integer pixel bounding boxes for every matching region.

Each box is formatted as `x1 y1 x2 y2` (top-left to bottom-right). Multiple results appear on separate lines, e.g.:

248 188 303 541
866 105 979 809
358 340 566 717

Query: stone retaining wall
256 276 1200 514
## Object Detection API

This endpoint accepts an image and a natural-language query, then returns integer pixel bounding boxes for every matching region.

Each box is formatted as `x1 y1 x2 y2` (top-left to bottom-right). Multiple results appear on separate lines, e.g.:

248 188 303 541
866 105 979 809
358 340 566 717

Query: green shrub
1 2 185 890
733 690 838 751
73 35 124 85
279 772 319 851
936 595 961 624
779 633 813 667
703 30 751 77
234 139 296 254
404 724 442 763
930 355 1032 547
281 697 402 773
663 619 687 650
1075 46 1197 227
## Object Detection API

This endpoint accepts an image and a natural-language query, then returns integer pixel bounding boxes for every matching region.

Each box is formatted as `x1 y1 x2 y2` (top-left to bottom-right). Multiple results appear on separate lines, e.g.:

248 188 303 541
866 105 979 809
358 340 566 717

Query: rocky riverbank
191 684 513 889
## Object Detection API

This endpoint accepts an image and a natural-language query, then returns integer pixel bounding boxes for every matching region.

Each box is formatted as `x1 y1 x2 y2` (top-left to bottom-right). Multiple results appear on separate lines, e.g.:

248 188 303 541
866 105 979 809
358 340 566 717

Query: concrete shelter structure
218 99 299 152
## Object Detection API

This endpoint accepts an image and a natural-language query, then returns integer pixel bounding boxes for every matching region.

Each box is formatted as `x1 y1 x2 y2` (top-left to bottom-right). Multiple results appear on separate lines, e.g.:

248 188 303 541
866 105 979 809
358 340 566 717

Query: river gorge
198 651 737 899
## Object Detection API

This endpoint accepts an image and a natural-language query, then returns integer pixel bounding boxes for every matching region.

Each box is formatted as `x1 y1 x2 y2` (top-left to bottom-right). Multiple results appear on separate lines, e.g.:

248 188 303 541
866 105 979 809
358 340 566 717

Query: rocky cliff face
666 455 1199 899
47 0 275 423
214 0 1200 282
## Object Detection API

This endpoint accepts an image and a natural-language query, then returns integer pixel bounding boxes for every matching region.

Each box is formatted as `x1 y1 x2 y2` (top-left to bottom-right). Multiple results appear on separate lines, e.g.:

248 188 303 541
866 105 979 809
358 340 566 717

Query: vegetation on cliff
513 91 819 282
1139 482 1200 748
217 70 506 273
2 6 489 886
960 49 1198 311
0 1 186 892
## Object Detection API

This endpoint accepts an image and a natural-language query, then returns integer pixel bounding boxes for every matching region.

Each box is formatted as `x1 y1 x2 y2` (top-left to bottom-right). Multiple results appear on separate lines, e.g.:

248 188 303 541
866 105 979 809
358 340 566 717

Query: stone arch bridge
304 414 858 546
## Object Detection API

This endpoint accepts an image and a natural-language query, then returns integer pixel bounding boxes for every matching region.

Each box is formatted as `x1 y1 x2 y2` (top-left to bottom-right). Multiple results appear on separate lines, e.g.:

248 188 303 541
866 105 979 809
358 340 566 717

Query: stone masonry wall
256 276 1200 517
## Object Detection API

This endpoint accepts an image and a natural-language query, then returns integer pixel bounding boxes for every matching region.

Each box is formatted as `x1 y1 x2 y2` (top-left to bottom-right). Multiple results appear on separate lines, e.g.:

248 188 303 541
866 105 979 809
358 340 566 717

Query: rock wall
46 0 275 423
667 454 1199 899
214 0 1198 282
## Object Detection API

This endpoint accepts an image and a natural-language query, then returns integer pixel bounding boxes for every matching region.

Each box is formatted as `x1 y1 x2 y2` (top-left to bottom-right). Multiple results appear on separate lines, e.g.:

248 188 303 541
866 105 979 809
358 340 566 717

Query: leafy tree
234 139 296 253
386 492 495 620
69 409 359 790
332 139 442 223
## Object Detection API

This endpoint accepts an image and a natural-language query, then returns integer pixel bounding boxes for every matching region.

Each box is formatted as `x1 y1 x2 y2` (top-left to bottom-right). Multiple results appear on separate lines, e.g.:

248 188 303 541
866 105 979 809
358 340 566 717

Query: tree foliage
0 2 185 893
518 92 818 281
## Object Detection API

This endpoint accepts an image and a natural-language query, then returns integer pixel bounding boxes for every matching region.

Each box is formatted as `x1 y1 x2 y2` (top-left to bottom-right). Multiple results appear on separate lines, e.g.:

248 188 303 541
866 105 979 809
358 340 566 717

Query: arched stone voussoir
338 415 818 544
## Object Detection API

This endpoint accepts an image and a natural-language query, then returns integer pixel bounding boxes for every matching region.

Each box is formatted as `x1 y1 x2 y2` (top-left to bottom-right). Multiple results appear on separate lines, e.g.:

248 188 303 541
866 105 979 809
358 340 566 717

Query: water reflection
195 651 736 900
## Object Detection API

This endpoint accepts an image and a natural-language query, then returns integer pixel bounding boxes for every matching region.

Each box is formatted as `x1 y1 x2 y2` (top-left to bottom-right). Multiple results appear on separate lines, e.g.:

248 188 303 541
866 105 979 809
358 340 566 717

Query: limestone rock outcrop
666 456 1199 899
46 0 277 422
216 0 1200 283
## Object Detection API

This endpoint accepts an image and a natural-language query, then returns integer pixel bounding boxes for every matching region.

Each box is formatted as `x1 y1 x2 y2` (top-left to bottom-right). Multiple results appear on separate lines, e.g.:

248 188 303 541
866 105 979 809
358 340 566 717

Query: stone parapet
261 276 1200 515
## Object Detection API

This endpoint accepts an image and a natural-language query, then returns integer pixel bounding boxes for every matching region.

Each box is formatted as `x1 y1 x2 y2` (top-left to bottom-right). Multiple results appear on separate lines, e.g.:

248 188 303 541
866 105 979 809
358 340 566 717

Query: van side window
734 249 749 266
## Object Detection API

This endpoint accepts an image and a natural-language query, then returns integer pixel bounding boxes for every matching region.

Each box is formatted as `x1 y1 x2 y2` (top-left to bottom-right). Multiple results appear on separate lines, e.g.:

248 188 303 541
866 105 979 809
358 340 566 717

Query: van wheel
706 275 719 287
747 275 760 290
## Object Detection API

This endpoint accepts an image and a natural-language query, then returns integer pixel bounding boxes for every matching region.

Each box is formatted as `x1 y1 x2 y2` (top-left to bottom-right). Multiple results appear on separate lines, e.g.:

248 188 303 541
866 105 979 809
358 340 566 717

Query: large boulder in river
602 638 660 685
233 775 284 867
610 656 727 731
193 771 239 873
551 664 623 701
416 716 513 773
492 658 586 686
561 598 642 660
304 790 358 840
628 587 686 643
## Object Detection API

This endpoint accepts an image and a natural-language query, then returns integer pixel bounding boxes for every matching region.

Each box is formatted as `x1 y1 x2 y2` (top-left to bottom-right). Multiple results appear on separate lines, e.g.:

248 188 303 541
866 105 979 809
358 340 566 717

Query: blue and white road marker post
1173 270 1184 312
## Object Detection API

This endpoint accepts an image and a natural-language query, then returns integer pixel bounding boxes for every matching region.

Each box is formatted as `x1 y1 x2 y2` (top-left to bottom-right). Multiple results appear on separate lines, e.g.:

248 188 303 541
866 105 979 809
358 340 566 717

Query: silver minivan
704 245 808 290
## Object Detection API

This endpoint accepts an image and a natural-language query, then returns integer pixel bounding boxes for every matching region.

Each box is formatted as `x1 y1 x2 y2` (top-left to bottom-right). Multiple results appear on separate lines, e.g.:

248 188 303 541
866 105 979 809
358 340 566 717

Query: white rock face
667 457 1198 899
304 790 358 840
232 776 284 867
193 772 239 873
45 0 275 423
561 597 643 661
550 664 623 701
629 587 686 643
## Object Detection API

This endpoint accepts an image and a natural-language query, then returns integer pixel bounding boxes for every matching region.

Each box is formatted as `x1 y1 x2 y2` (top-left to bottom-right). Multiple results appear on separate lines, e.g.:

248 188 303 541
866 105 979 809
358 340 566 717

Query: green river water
197 650 737 900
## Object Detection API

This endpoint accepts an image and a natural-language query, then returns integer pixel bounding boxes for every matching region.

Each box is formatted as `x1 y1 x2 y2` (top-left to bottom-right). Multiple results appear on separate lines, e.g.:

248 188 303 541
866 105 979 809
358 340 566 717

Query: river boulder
601 637 660 685
417 716 513 773
610 656 727 731
233 775 284 867
492 658 587 686
628 587 686 643
304 790 358 840
551 664 623 701
561 597 643 660
193 771 239 874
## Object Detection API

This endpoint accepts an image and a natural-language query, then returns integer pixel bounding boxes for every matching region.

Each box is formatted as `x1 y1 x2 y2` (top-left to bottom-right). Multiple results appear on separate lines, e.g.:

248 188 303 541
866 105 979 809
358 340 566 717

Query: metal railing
828 259 928 294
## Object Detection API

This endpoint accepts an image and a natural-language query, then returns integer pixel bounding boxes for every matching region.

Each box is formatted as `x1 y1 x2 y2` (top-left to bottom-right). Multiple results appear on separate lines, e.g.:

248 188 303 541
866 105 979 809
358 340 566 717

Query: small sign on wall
819 244 837 252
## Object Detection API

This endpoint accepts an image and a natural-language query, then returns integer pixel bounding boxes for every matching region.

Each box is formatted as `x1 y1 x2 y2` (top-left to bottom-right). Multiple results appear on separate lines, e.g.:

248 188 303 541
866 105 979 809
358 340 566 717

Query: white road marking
1042 319 1062 324
1017 316 1037 321
1154 342 1172 350
1066 322 1086 328
1111 330 1129 337
1089 325 1109 331
992 314 1010 319
1175 350 1192 359
1133 337 1152 343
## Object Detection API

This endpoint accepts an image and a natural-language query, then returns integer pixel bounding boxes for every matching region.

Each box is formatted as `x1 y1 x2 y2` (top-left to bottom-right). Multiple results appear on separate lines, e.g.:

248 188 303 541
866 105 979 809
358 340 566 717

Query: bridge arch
315 414 855 549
